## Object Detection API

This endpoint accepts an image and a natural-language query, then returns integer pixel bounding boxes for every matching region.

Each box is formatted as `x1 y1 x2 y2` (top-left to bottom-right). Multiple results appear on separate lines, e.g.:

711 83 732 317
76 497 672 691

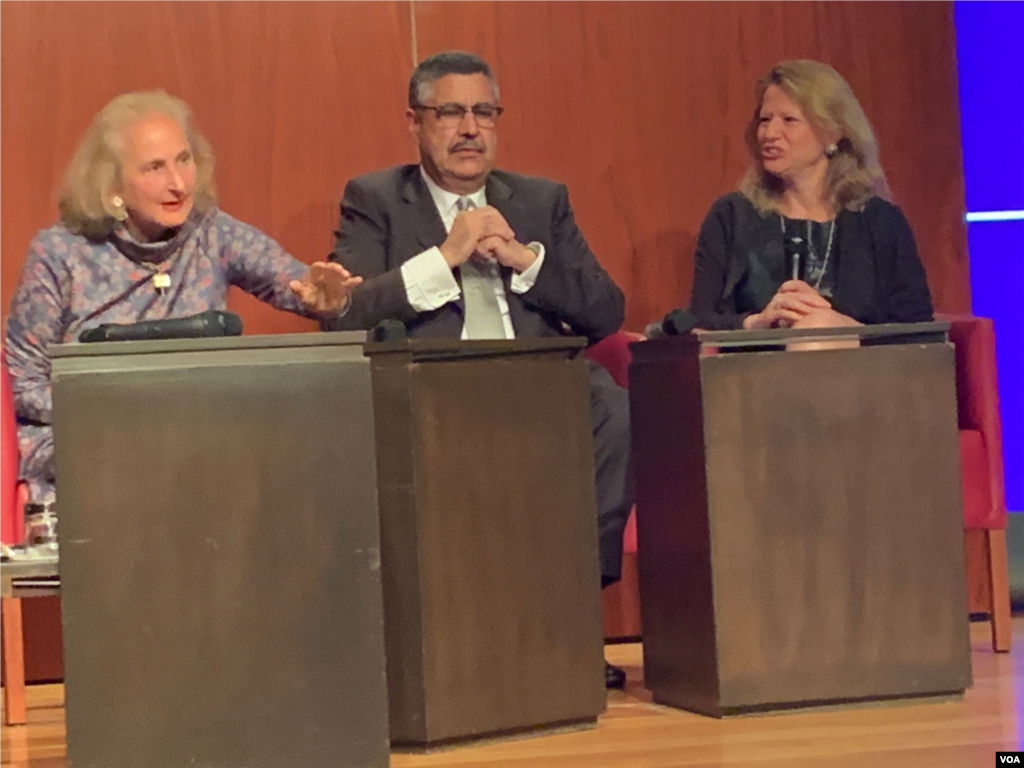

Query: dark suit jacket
690 192 934 329
324 165 625 343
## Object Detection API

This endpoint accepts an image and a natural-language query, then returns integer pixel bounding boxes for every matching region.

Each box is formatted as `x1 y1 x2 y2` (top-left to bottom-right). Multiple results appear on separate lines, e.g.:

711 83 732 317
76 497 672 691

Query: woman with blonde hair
682 60 932 331
4 90 362 503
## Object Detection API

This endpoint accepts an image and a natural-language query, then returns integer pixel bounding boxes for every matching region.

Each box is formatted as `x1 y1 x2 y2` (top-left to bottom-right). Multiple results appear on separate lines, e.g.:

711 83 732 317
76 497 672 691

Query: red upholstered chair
585 331 644 640
1 354 25 546
2 357 67 725
1 354 30 724
938 314 1011 652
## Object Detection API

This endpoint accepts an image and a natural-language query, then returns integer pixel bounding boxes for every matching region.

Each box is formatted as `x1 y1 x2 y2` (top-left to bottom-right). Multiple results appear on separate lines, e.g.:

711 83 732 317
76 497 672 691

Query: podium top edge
50 331 369 358
632 321 950 351
364 336 587 360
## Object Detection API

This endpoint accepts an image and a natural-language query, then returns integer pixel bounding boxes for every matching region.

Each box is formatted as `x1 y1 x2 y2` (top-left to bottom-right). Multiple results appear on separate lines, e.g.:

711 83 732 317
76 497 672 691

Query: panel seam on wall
409 1 418 66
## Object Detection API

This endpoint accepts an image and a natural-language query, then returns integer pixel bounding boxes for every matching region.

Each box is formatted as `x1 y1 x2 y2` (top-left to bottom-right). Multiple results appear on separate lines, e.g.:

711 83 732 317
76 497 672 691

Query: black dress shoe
605 661 626 689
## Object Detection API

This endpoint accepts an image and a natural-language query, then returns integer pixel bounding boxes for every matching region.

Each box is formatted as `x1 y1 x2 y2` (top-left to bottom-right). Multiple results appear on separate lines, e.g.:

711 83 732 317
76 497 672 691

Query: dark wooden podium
628 323 972 717
51 333 389 768
364 337 606 748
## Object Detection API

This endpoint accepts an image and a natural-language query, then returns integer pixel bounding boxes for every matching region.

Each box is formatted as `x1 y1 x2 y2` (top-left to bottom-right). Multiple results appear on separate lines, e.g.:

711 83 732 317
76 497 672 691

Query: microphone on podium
370 319 407 342
79 310 243 343
662 307 699 336
644 307 699 338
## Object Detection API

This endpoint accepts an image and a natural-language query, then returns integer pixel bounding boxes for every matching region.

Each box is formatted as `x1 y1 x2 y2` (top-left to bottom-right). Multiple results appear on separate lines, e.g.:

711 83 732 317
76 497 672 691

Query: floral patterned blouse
4 206 318 502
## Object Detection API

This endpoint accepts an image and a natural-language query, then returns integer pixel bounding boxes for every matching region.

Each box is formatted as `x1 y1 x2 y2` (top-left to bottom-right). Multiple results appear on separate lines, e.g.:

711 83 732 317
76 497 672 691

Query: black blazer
689 192 934 330
325 164 625 344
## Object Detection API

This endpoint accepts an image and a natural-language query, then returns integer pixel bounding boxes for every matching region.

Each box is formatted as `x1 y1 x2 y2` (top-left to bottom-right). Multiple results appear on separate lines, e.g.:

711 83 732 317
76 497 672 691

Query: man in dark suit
326 50 632 689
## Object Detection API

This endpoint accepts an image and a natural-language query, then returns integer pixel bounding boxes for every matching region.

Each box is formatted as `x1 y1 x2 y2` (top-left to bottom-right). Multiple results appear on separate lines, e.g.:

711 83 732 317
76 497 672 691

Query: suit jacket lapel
485 173 530 336
398 167 467 323
486 172 514 209
401 168 450 254
486 174 517 290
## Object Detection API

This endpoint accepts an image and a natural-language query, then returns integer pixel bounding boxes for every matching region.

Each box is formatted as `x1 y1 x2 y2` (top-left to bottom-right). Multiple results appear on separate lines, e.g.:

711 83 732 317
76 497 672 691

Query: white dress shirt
399 168 546 339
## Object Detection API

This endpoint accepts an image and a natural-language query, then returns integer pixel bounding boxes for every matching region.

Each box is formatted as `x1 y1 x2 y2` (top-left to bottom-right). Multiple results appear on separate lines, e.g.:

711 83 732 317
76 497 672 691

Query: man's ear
406 108 421 140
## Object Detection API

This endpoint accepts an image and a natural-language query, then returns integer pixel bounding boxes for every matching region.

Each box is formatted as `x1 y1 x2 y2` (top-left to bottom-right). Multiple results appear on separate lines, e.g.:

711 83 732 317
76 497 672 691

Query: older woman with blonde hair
4 90 362 503
683 59 932 331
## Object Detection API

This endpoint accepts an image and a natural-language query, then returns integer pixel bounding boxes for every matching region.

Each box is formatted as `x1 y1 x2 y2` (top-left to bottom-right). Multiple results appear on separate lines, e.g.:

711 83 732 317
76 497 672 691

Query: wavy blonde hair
739 60 889 214
58 90 217 238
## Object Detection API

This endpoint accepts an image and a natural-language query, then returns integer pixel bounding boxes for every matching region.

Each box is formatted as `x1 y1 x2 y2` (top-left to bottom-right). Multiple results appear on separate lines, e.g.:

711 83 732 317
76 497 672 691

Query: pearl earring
825 143 839 158
111 196 127 221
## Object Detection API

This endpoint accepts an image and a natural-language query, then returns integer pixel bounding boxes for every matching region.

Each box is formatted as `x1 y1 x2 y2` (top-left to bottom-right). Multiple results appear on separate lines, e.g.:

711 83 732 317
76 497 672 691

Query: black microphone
370 319 407 342
661 307 699 336
79 310 243 343
644 307 699 338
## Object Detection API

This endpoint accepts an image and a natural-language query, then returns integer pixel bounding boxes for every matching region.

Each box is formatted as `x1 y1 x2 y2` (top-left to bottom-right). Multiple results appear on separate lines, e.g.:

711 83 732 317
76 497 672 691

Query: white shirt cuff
401 247 461 311
510 242 545 294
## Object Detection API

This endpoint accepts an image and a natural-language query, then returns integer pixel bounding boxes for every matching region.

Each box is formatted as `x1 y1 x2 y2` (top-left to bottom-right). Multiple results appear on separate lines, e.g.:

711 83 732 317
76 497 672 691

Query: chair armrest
936 313 1007 527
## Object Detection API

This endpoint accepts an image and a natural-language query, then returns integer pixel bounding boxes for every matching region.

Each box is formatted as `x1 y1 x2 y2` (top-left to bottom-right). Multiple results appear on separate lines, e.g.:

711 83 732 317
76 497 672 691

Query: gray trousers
588 361 633 587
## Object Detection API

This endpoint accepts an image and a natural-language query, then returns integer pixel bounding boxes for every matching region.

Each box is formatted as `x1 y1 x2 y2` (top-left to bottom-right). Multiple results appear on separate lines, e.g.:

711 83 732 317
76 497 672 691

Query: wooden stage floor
3 618 1021 767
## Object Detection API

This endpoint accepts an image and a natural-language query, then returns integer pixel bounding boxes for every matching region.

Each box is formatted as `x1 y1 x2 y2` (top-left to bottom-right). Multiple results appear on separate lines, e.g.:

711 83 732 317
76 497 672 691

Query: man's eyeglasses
412 102 505 128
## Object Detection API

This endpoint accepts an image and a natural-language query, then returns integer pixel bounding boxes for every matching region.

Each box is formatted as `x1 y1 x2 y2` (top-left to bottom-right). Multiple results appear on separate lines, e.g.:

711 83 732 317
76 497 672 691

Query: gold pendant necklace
152 271 171 294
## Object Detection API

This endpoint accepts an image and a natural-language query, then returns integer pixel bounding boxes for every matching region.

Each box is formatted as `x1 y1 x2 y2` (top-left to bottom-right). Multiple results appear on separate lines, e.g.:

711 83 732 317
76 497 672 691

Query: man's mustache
450 140 485 153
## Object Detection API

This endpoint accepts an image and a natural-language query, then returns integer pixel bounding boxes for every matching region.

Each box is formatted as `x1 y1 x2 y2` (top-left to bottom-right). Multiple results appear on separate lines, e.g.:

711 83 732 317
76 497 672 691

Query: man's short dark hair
408 50 499 107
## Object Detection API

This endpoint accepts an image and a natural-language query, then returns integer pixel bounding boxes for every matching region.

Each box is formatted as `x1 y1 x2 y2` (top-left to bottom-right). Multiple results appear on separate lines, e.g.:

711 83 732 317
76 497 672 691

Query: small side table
1 555 59 725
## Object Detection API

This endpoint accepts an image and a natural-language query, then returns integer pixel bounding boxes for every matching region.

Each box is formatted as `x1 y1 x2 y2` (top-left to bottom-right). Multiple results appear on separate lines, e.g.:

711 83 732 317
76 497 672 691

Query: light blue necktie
455 197 507 339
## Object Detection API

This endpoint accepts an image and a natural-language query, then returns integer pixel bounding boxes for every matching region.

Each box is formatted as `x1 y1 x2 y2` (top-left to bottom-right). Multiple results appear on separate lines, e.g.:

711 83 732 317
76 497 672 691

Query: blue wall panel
956 1 1024 510
967 221 1024 511
955 2 1024 213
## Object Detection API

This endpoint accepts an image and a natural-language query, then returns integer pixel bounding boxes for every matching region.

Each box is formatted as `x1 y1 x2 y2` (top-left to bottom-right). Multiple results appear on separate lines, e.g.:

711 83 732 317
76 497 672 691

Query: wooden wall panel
1 1 415 334
414 1 970 329
1 1 971 335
